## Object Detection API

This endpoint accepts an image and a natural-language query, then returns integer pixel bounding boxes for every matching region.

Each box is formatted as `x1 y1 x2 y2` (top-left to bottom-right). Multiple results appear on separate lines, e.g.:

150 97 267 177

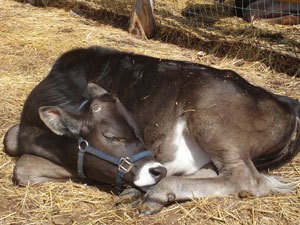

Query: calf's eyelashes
102 132 124 143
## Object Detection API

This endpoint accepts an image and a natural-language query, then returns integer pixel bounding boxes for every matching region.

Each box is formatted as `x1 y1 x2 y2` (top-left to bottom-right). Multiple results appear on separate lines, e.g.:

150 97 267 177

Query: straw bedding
0 0 299 224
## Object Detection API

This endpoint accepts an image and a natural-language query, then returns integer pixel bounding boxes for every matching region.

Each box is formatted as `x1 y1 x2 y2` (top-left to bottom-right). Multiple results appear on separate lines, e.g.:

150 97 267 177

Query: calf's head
38 83 166 190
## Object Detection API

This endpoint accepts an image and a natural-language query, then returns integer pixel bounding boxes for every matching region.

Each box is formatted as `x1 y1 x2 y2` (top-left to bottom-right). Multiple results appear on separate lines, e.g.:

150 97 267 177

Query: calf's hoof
238 190 255 199
137 200 164 216
115 187 142 205
137 192 175 215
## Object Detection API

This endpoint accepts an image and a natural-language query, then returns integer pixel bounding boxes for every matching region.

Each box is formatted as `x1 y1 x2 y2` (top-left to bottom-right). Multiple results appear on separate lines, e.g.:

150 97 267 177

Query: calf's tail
254 97 300 171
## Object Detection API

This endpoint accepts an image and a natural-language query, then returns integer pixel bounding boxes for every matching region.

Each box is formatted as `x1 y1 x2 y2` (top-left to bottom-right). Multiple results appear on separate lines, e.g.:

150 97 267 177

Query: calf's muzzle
77 137 165 192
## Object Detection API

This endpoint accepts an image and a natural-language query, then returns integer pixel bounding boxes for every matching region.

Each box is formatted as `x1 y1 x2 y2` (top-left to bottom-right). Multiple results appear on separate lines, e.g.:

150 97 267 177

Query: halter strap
77 137 151 192
78 100 89 112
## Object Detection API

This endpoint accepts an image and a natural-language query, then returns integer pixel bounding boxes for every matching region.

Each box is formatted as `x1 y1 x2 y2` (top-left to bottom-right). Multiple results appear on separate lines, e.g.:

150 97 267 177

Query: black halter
77 137 151 192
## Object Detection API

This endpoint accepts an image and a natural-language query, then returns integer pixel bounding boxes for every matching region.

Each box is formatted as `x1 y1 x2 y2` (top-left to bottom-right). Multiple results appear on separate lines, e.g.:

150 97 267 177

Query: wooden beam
129 0 156 38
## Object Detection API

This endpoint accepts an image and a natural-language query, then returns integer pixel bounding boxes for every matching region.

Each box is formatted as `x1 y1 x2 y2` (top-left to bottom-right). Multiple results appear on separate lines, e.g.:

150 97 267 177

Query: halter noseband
77 137 151 193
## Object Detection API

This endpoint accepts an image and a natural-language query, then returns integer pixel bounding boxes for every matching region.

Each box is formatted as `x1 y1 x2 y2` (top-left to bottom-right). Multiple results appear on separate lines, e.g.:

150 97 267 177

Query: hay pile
0 0 299 224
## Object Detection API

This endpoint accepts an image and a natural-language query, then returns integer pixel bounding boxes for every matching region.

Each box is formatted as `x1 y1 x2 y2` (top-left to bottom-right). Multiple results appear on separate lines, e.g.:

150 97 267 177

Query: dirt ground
0 0 299 224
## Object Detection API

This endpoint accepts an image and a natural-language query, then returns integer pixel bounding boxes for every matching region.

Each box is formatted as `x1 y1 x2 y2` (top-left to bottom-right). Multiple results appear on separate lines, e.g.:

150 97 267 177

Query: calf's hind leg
3 124 20 157
13 154 76 186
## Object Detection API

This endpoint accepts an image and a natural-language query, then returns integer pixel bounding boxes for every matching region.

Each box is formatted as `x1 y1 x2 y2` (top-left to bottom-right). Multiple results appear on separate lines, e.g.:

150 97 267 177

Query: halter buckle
118 157 133 173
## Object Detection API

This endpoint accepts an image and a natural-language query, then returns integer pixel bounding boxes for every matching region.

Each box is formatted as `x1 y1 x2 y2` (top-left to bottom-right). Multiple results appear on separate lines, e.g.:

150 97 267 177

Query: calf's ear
39 106 81 137
87 83 107 98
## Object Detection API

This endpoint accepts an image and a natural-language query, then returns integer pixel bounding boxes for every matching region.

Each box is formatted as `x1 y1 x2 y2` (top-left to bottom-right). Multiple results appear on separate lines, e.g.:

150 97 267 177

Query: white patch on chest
163 119 211 176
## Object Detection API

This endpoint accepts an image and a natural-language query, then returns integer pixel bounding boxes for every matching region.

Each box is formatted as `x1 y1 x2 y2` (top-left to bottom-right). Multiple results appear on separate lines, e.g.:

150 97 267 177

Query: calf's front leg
138 175 236 215
116 167 217 206
137 160 294 215
13 154 77 186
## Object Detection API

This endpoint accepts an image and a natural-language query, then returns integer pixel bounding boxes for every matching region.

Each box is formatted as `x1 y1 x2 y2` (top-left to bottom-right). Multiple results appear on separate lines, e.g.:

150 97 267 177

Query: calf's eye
92 104 101 112
103 133 120 142
102 133 127 143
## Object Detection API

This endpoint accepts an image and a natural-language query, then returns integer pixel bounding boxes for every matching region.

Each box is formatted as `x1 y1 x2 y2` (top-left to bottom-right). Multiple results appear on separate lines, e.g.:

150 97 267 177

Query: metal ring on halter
78 139 89 151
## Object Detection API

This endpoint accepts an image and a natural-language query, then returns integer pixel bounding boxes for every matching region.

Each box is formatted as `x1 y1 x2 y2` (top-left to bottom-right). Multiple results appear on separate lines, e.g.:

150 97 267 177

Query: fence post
129 0 156 38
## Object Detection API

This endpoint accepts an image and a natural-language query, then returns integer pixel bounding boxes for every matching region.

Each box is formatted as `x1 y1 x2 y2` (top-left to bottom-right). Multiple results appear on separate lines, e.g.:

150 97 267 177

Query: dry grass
0 0 300 224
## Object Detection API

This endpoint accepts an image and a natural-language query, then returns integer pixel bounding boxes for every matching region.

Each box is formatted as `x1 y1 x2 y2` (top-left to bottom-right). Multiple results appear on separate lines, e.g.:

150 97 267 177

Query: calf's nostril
149 166 167 181
149 168 161 177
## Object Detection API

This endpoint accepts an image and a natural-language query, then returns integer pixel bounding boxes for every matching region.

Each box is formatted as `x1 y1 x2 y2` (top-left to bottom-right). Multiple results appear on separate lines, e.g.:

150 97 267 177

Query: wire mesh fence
152 0 300 57
79 0 299 74
19 0 300 75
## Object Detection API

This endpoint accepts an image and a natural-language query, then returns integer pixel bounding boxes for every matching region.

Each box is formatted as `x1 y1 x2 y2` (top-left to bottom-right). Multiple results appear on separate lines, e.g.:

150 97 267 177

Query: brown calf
4 47 300 215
